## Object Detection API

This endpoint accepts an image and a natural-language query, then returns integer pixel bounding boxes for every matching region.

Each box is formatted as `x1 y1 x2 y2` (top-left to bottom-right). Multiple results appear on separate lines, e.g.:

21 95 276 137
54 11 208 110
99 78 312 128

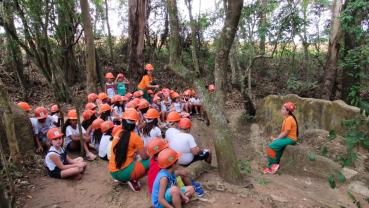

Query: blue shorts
47 167 62 179
164 186 187 204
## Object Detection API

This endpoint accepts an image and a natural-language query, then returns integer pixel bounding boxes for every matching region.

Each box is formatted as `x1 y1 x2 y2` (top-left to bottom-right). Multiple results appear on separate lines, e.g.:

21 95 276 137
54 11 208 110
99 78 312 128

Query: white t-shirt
44 146 65 171
190 97 201 105
65 125 86 146
173 102 182 113
32 116 55 135
168 132 197 165
99 134 112 158
142 126 162 146
50 114 59 124
165 127 180 141
113 105 123 117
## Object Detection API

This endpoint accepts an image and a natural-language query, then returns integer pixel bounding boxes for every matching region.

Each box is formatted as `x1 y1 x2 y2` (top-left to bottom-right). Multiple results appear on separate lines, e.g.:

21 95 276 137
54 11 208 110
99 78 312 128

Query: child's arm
49 154 79 170
272 130 289 140
158 177 174 208
123 77 130 84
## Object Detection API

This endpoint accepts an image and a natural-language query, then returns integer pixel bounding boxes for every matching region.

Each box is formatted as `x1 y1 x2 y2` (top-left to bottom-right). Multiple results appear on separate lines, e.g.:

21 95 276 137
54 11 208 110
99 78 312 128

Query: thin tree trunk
104 0 114 62
185 0 200 75
258 0 267 55
128 0 147 82
321 0 343 100
0 80 21 164
80 0 98 93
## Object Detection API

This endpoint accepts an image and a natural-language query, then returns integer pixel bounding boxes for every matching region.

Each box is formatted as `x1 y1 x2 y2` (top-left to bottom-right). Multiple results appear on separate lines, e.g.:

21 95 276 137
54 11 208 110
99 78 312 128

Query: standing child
45 128 87 179
264 102 298 174
105 72 116 99
116 73 130 96
152 148 195 208
137 64 159 102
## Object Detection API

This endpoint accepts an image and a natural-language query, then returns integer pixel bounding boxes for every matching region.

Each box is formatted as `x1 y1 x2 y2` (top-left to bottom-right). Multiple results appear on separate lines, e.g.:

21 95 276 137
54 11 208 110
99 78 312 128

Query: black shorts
193 149 210 162
47 167 62 179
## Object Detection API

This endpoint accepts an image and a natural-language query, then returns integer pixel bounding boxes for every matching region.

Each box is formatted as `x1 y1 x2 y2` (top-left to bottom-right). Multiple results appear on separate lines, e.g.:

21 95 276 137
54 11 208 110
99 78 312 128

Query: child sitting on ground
141 108 162 146
98 121 114 160
50 104 62 127
32 107 56 153
152 148 195 208
45 128 87 179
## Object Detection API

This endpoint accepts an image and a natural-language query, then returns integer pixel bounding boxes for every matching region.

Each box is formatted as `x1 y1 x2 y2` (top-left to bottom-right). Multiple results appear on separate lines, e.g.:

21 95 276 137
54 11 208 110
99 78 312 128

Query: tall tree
80 0 98 93
258 0 267 55
321 0 343 100
104 0 114 62
128 0 147 82
166 0 244 184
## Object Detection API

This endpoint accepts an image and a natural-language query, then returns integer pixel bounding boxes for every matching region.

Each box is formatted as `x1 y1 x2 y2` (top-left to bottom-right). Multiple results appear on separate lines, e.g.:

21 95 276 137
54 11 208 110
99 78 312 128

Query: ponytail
114 119 136 169
288 111 299 137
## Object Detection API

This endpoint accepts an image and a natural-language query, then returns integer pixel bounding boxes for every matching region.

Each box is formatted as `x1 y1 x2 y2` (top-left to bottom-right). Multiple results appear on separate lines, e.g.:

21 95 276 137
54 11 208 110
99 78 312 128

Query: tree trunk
0 181 11 208
104 0 114 62
185 0 200 76
0 80 21 164
258 0 267 55
3 0 28 100
166 0 244 184
128 0 147 82
167 0 182 65
80 0 98 93
321 0 343 100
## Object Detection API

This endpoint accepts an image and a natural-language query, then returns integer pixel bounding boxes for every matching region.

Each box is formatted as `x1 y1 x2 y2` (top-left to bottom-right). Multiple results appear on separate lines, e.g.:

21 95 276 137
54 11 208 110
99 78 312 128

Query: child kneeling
152 148 194 208
44 128 87 179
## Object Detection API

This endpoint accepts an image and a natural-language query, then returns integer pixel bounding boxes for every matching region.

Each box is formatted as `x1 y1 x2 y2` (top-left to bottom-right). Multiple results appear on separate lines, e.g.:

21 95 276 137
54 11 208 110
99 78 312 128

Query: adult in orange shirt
137 64 159 102
109 108 150 192
264 102 299 174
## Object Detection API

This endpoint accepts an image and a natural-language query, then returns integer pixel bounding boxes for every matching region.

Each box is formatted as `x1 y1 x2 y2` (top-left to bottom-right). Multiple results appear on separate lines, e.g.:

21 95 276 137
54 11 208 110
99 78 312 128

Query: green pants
138 88 151 103
266 137 296 168
111 159 150 182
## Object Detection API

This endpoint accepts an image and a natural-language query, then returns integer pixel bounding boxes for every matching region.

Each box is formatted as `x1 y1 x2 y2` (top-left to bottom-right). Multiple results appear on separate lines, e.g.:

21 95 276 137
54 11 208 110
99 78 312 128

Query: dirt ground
22 107 368 208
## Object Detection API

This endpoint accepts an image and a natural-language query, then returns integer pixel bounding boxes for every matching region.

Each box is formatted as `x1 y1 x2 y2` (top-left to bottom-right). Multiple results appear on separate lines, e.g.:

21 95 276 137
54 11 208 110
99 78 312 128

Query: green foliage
327 174 336 189
308 151 316 161
287 76 318 95
320 145 328 156
328 130 337 141
337 172 346 183
238 160 252 174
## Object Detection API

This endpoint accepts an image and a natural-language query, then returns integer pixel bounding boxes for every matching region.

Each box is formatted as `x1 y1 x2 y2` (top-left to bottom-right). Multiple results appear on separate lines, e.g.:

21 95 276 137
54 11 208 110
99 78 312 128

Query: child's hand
270 136 276 140
35 145 43 153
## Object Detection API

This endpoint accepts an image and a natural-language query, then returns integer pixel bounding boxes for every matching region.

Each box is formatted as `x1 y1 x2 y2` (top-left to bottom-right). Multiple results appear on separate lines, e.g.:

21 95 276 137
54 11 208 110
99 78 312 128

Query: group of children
16 63 298 207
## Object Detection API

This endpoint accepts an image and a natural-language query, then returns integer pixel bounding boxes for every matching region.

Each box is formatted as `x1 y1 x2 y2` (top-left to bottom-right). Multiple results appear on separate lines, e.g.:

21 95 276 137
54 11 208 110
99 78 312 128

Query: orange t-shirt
108 131 144 172
137 75 152 90
281 116 297 141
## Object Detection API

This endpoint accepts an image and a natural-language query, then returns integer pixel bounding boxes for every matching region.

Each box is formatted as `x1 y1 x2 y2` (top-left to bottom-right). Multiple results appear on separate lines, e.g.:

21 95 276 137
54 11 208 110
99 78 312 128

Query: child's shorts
47 167 62 179
165 186 187 204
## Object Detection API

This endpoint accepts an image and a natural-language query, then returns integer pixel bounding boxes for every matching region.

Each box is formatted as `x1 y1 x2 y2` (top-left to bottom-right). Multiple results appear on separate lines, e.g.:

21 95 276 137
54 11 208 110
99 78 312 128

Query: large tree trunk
128 0 147 82
321 0 343 100
80 0 98 93
0 80 21 164
166 0 244 184
104 0 114 62
185 0 200 76
167 0 182 65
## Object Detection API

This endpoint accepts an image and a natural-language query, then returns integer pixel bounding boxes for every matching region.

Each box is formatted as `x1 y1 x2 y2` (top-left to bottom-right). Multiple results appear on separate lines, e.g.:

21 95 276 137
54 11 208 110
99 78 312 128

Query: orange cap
147 90 154 94
166 111 181 122
35 107 48 119
67 109 78 120
91 118 104 130
125 93 133 99
122 108 140 121
111 95 122 103
145 63 154 71
138 99 149 110
158 148 181 169
171 92 180 99
50 104 59 113
47 128 64 140
82 110 95 120
85 103 97 111
133 90 144 98
178 118 191 129
17 102 32 112
125 100 138 109
99 104 111 114
145 108 160 119
121 96 129 101
147 138 168 156
283 102 296 112
100 121 114 133
87 93 98 102
105 72 114 79
98 92 108 100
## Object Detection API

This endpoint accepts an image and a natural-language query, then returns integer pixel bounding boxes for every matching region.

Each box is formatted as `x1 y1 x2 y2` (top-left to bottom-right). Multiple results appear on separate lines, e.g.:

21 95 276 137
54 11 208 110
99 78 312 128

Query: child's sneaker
128 180 141 192
192 181 205 197
263 167 272 174
271 164 280 174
